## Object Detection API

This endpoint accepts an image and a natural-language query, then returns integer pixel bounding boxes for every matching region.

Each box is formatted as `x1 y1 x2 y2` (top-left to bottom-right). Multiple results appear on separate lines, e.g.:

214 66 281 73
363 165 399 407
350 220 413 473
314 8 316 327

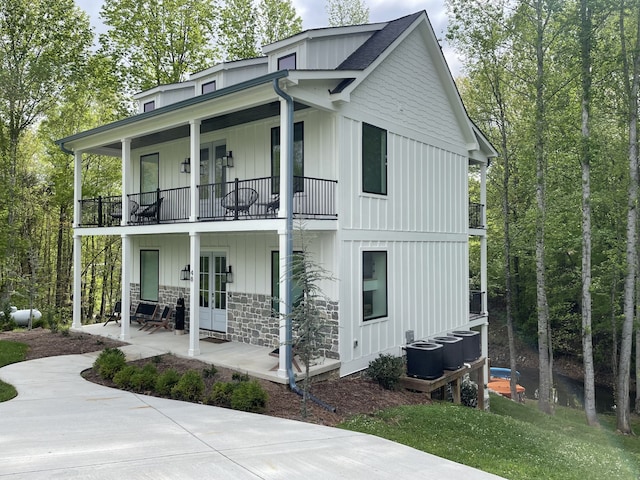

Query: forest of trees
1 0 638 431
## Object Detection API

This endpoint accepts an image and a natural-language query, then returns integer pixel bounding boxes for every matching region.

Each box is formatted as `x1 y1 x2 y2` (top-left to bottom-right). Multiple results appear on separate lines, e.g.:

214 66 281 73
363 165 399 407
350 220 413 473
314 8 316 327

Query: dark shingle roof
336 11 423 71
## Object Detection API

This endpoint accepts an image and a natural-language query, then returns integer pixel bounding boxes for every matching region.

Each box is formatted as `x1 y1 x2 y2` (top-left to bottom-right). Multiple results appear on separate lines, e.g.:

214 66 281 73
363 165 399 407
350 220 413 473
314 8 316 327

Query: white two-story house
57 11 495 380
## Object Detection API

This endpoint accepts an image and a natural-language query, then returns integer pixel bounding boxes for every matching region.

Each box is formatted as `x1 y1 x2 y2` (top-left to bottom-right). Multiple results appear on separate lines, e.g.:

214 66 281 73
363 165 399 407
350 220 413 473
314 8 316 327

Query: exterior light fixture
180 265 190 281
225 265 233 283
221 151 233 168
180 157 190 174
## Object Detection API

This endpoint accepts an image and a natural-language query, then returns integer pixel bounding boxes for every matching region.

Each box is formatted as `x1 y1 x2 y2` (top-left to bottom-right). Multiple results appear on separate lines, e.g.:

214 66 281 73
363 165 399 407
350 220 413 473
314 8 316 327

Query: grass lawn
340 394 640 480
0 340 28 401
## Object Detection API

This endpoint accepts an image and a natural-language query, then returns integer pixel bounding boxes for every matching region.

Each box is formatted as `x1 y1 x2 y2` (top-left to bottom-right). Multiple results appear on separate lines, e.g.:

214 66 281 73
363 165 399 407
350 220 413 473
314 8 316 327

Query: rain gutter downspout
56 140 74 156
273 78 335 413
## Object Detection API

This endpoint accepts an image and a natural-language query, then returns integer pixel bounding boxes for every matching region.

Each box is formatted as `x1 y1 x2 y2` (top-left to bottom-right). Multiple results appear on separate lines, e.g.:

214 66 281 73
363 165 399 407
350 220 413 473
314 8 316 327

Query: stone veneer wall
129 285 339 360
129 283 189 328
227 292 340 360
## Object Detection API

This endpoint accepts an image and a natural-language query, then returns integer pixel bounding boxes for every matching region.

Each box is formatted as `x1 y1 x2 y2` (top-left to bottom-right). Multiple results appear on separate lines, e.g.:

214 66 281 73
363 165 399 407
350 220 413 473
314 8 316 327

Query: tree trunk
616 0 640 435
534 0 553 415
579 0 599 426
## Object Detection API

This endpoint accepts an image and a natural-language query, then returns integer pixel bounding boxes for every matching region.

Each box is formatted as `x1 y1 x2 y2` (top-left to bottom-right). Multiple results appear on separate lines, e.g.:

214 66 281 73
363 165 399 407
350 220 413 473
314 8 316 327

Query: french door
199 252 228 332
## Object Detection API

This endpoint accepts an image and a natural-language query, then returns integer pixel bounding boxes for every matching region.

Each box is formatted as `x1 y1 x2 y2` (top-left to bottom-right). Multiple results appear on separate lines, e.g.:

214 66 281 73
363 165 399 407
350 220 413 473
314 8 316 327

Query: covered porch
78 322 341 385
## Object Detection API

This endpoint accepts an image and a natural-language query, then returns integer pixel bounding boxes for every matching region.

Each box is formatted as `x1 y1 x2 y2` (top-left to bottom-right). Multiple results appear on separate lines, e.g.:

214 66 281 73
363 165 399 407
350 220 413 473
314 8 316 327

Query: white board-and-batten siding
334 27 471 376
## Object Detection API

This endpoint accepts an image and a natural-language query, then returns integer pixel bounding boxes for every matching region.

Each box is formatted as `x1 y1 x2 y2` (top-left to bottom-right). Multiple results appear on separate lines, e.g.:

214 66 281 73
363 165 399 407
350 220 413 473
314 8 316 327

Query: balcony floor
76 322 340 384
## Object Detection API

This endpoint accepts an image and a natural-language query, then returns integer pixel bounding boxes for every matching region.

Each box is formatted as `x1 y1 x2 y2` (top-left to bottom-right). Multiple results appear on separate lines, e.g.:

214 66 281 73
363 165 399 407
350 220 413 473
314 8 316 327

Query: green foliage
366 354 404 391
155 368 181 396
93 348 126 380
171 370 205 402
219 0 259 60
340 396 640 480
113 365 139 389
231 371 249 382
202 365 218 378
130 364 158 392
206 381 236 408
230 380 268 413
258 0 302 45
326 0 369 27
100 0 218 93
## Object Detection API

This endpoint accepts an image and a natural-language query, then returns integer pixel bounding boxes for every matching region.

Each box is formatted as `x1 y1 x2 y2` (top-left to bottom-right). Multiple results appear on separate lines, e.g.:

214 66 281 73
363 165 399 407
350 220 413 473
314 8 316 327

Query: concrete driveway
0 345 504 479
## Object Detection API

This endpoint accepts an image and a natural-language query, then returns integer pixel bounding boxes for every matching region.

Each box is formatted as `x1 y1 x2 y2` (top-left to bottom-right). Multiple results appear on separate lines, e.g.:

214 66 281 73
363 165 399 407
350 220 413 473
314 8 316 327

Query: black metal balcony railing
469 202 485 229
469 290 484 315
78 177 337 227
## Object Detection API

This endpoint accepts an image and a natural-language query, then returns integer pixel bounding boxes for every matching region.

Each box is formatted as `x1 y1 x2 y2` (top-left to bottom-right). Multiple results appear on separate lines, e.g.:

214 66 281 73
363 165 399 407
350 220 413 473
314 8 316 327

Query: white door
199 252 228 332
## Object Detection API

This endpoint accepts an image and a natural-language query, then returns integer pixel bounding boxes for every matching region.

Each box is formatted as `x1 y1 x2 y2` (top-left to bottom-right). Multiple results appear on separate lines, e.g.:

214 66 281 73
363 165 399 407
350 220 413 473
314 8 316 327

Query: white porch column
121 138 132 225
188 232 201 356
480 162 488 314
73 150 82 228
189 120 201 222
120 234 132 341
72 235 82 328
277 96 292 379
278 228 289 378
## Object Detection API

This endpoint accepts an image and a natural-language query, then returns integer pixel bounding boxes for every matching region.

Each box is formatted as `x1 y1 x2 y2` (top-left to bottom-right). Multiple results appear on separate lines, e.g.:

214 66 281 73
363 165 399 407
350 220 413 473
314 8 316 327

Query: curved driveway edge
0 348 504 479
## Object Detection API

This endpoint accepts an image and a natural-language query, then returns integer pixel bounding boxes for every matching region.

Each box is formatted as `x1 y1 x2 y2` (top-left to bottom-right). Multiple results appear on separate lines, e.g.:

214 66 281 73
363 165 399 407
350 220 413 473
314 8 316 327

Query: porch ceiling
102 101 310 151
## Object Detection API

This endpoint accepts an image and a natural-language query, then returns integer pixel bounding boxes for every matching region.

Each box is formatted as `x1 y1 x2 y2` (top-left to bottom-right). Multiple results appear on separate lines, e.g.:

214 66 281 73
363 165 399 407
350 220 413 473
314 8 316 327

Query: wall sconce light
180 157 190 174
224 265 233 283
221 151 233 168
180 264 191 281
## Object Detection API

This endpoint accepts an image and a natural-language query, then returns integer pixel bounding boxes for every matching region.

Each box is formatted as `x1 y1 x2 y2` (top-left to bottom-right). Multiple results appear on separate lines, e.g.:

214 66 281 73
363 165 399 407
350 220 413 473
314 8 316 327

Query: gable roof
336 12 423 71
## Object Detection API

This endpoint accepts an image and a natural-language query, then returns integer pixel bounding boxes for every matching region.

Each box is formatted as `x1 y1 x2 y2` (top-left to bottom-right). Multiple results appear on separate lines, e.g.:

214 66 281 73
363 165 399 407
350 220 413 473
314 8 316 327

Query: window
271 251 304 314
362 123 387 195
271 122 304 194
140 250 159 302
202 80 216 94
143 101 155 112
362 251 387 321
140 153 159 204
277 53 296 70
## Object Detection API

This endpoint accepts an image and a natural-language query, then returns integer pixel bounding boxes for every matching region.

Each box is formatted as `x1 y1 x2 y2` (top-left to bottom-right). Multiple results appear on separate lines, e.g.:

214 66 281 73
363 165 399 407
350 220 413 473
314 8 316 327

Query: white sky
74 0 461 75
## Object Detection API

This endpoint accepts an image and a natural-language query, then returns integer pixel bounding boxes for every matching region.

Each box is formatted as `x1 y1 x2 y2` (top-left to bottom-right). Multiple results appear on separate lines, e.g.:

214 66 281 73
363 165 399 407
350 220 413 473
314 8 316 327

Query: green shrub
206 381 235 407
202 365 218 378
130 364 158 392
230 380 268 413
366 353 404 390
155 369 181 396
113 365 140 389
93 348 126 380
171 370 205 402
231 371 249 382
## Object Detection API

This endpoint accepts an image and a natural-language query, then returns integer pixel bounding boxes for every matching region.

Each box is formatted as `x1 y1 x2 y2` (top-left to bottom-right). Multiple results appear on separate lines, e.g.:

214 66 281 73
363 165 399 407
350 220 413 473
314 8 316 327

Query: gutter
272 78 335 413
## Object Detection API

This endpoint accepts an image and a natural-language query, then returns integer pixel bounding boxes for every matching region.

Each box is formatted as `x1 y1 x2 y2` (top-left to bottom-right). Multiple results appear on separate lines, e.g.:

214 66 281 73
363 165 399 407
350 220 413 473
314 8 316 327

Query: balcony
78 176 337 227
469 202 485 229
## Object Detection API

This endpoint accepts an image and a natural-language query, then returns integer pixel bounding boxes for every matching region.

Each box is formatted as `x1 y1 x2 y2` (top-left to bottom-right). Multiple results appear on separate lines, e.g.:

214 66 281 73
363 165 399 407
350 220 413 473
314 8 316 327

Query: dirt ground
0 329 429 426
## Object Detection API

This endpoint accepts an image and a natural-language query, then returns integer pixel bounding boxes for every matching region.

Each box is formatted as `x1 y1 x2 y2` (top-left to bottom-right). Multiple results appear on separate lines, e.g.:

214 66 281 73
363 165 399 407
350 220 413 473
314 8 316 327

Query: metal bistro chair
221 188 258 218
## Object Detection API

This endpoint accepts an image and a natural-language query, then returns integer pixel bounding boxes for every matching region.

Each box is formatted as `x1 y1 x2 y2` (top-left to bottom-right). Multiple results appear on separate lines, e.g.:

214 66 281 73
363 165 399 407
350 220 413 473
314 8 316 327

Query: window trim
362 250 388 322
362 122 388 196
201 80 216 94
143 100 155 112
140 249 159 302
277 53 296 70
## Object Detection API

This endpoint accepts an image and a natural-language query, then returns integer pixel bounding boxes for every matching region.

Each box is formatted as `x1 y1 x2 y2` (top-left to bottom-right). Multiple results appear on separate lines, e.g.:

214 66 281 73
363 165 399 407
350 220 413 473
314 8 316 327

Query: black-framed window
271 122 304 194
202 80 216 94
140 153 159 204
363 251 387 321
271 251 304 314
278 53 296 70
140 250 159 302
143 100 155 112
362 123 387 195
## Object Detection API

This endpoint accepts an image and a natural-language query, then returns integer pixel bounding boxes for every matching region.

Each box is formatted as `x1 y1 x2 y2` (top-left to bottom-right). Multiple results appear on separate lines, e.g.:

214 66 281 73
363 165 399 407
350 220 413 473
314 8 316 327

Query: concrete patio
78 322 340 384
